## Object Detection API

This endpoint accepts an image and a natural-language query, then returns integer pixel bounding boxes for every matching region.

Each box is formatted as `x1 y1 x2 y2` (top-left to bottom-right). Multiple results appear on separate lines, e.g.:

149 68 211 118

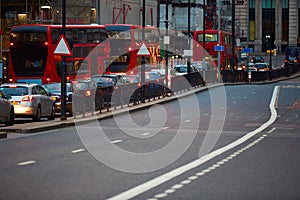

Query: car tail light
9 42 14 46
85 90 91 97
22 95 35 102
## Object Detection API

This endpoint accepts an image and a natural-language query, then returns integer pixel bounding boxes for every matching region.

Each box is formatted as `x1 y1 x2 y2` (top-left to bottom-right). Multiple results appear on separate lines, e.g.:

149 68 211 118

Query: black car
91 74 127 108
71 79 97 117
43 82 74 116
250 56 264 63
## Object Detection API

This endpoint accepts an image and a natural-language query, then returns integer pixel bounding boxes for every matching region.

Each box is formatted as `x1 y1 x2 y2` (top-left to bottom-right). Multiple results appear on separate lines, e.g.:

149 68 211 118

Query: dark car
91 74 127 109
71 79 97 117
250 56 264 63
43 82 74 116
91 74 127 87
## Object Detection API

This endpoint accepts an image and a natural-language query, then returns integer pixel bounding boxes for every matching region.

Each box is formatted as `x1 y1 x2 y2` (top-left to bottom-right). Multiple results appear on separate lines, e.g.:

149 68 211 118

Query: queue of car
0 65 197 126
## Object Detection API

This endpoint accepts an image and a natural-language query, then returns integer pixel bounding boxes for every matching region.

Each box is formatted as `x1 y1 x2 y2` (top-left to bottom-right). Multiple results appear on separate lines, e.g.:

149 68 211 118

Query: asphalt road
0 77 299 200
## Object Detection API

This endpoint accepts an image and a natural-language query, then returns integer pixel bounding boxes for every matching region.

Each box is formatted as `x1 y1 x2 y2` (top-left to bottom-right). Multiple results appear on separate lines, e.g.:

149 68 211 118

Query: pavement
1 70 300 138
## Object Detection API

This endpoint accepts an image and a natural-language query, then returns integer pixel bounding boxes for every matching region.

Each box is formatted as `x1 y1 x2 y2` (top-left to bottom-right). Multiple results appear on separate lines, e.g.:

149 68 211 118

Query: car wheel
33 106 41 122
48 105 55 120
5 107 15 126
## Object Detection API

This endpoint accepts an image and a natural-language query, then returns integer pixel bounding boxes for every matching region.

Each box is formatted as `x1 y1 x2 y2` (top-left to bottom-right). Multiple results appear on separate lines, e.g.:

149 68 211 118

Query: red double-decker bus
8 24 109 84
193 30 235 70
104 24 160 75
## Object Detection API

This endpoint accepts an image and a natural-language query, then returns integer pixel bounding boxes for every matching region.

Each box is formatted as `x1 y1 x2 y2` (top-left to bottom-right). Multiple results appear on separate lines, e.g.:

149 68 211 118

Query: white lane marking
267 127 276 134
253 114 263 121
141 132 150 136
111 140 123 144
107 86 279 200
203 113 210 116
184 120 191 123
71 149 85 154
148 129 273 199
18 160 36 166
162 127 169 130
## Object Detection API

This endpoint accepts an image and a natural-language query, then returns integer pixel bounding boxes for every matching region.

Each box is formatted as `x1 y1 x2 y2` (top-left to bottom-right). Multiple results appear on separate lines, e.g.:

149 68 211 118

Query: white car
173 64 199 76
0 83 55 121
0 90 14 126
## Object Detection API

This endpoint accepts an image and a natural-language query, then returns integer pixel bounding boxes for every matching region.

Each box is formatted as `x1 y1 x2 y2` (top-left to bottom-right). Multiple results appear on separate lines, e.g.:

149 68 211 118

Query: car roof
1 82 38 87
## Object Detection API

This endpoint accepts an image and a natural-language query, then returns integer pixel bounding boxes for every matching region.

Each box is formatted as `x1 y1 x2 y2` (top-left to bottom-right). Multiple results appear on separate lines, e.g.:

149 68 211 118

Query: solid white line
107 86 279 200
17 160 36 166
71 149 85 154
111 140 123 144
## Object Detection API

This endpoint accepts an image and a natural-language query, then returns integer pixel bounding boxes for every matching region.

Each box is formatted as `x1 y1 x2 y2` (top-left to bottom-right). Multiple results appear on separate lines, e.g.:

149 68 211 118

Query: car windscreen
0 86 29 97
93 77 116 86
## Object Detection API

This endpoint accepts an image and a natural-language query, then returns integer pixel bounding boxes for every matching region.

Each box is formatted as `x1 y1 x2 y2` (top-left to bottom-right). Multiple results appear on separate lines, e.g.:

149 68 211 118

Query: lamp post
269 0 273 80
165 0 169 93
141 0 146 103
60 0 67 120
231 0 235 70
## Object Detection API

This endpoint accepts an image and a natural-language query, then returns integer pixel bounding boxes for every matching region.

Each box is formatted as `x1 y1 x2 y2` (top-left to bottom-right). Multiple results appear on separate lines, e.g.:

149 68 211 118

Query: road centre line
107 86 279 200
71 149 85 154
17 160 36 166
111 140 123 144
267 127 277 134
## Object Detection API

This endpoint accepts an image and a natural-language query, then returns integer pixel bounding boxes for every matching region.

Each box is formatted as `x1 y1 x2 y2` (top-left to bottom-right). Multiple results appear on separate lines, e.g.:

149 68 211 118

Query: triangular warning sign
137 43 150 56
54 34 72 56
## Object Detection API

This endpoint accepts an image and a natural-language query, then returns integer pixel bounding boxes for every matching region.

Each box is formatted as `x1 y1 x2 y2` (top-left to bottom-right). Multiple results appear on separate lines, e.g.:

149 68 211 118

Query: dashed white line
184 120 191 123
71 149 85 154
162 126 169 130
141 132 150 136
17 160 36 166
111 140 123 144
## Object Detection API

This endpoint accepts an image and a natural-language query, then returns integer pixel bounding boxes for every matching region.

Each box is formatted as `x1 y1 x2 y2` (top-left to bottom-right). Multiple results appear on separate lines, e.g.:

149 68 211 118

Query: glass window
197 33 218 42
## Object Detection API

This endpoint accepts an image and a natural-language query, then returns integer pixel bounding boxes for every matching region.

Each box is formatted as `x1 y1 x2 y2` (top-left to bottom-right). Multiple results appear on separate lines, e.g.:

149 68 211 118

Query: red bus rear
8 24 109 84
104 24 160 75
193 30 234 70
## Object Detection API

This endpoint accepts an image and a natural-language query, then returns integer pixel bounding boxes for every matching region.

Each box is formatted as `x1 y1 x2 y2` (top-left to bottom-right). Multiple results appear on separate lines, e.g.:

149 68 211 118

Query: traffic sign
214 45 224 51
137 43 150 56
243 48 253 53
54 34 72 56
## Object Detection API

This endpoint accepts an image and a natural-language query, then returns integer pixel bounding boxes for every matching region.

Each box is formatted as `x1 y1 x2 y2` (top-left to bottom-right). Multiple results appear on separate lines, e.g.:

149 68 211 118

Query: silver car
0 83 55 121
0 90 14 126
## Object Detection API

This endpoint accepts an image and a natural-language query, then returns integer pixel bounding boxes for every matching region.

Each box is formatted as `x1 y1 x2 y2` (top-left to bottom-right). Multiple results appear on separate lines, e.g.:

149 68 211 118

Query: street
0 77 299 200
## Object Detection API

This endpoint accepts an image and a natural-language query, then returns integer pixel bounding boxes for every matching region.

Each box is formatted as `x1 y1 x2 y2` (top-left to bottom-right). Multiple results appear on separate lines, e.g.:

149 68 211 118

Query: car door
0 91 10 121
33 85 51 116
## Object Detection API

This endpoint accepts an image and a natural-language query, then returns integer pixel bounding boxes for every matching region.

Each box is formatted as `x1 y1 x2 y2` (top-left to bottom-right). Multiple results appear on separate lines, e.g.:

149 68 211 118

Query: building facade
235 0 299 53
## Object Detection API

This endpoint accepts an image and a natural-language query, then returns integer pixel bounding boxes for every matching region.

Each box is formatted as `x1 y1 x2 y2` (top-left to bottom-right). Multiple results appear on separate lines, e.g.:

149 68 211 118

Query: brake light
44 41 49 46
9 42 14 46
22 96 35 102
46 76 50 82
128 47 132 51
85 90 91 97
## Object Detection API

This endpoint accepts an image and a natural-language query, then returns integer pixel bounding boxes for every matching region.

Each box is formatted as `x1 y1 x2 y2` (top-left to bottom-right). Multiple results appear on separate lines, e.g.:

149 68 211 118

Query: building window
263 0 275 8
249 0 255 9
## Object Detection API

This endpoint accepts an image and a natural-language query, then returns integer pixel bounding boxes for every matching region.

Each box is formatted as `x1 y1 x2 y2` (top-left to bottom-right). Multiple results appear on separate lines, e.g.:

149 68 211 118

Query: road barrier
72 64 300 118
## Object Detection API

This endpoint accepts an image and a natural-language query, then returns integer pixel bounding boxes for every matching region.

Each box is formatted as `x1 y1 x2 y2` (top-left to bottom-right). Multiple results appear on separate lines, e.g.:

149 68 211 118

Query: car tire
33 106 41 122
48 105 55 120
5 107 15 126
